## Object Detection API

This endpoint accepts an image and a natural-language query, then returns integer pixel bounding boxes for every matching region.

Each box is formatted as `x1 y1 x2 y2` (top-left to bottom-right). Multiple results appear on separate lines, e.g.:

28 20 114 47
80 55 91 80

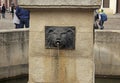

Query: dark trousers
15 23 20 29
2 12 5 18
99 20 104 29
19 18 29 28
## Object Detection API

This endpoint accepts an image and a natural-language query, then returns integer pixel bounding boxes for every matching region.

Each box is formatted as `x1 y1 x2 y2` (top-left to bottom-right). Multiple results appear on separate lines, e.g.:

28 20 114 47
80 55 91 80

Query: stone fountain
18 0 101 83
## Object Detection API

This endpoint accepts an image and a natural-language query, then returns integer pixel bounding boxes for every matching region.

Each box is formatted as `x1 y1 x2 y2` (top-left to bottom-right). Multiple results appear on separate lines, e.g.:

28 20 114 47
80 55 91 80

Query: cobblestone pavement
0 12 120 30
97 14 120 30
103 14 120 30
0 13 15 30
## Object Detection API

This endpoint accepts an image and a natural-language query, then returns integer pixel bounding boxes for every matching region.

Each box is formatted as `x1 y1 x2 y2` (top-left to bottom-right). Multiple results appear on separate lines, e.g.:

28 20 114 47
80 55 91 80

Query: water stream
57 42 60 57
55 42 60 83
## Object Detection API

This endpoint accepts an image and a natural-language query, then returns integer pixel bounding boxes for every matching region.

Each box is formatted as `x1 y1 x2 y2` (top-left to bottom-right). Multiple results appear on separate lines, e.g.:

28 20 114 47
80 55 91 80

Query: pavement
0 13 14 30
0 12 120 30
103 14 120 30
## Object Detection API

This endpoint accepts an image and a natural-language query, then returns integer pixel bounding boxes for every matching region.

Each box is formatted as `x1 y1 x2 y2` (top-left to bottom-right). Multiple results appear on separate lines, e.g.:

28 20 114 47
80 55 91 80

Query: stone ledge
18 0 101 5
95 30 120 33
18 0 101 9
20 5 100 9
0 29 29 33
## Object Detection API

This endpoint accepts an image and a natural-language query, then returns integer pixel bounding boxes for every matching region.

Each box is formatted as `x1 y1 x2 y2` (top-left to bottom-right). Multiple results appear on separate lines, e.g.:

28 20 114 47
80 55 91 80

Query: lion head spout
45 26 75 49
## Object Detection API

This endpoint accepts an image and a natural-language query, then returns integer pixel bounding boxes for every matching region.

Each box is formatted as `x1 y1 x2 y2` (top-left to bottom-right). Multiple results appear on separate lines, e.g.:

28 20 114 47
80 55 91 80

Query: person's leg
25 19 29 28
15 23 20 29
4 13 5 18
12 13 14 18
99 20 104 30
97 20 101 29
102 21 104 29
94 21 98 29
19 19 24 28
2 13 4 18
3 13 5 18
100 21 104 29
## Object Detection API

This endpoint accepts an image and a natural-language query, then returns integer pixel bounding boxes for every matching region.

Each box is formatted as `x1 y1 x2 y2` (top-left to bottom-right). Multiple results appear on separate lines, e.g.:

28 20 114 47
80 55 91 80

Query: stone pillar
18 0 101 83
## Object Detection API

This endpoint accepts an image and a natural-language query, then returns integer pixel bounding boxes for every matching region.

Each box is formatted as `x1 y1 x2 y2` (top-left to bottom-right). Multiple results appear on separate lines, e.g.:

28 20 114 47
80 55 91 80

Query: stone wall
28 8 94 83
94 30 120 76
0 29 29 79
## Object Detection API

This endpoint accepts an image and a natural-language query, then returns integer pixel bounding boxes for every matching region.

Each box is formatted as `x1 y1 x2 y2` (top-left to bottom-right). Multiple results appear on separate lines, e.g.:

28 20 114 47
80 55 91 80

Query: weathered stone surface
0 29 29 79
30 9 93 32
29 8 94 83
18 0 101 8
94 30 120 75
29 56 94 83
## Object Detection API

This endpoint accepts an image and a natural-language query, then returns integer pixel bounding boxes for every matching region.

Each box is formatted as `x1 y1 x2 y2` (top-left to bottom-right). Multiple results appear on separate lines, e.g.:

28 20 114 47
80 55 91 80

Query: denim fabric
19 18 29 28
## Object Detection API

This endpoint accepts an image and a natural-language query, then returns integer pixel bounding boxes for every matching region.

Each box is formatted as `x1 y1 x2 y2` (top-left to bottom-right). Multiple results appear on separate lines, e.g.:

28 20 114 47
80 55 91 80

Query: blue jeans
19 18 29 28
2 12 5 18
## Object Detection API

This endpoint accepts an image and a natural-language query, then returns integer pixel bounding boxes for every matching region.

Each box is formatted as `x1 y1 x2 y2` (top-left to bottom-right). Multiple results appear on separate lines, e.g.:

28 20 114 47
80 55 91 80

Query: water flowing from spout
49 46 52 57
57 42 60 56
54 42 60 82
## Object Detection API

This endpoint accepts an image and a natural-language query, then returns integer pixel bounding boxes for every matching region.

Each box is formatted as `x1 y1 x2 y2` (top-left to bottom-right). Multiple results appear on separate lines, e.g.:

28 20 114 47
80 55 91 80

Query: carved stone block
45 26 75 49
